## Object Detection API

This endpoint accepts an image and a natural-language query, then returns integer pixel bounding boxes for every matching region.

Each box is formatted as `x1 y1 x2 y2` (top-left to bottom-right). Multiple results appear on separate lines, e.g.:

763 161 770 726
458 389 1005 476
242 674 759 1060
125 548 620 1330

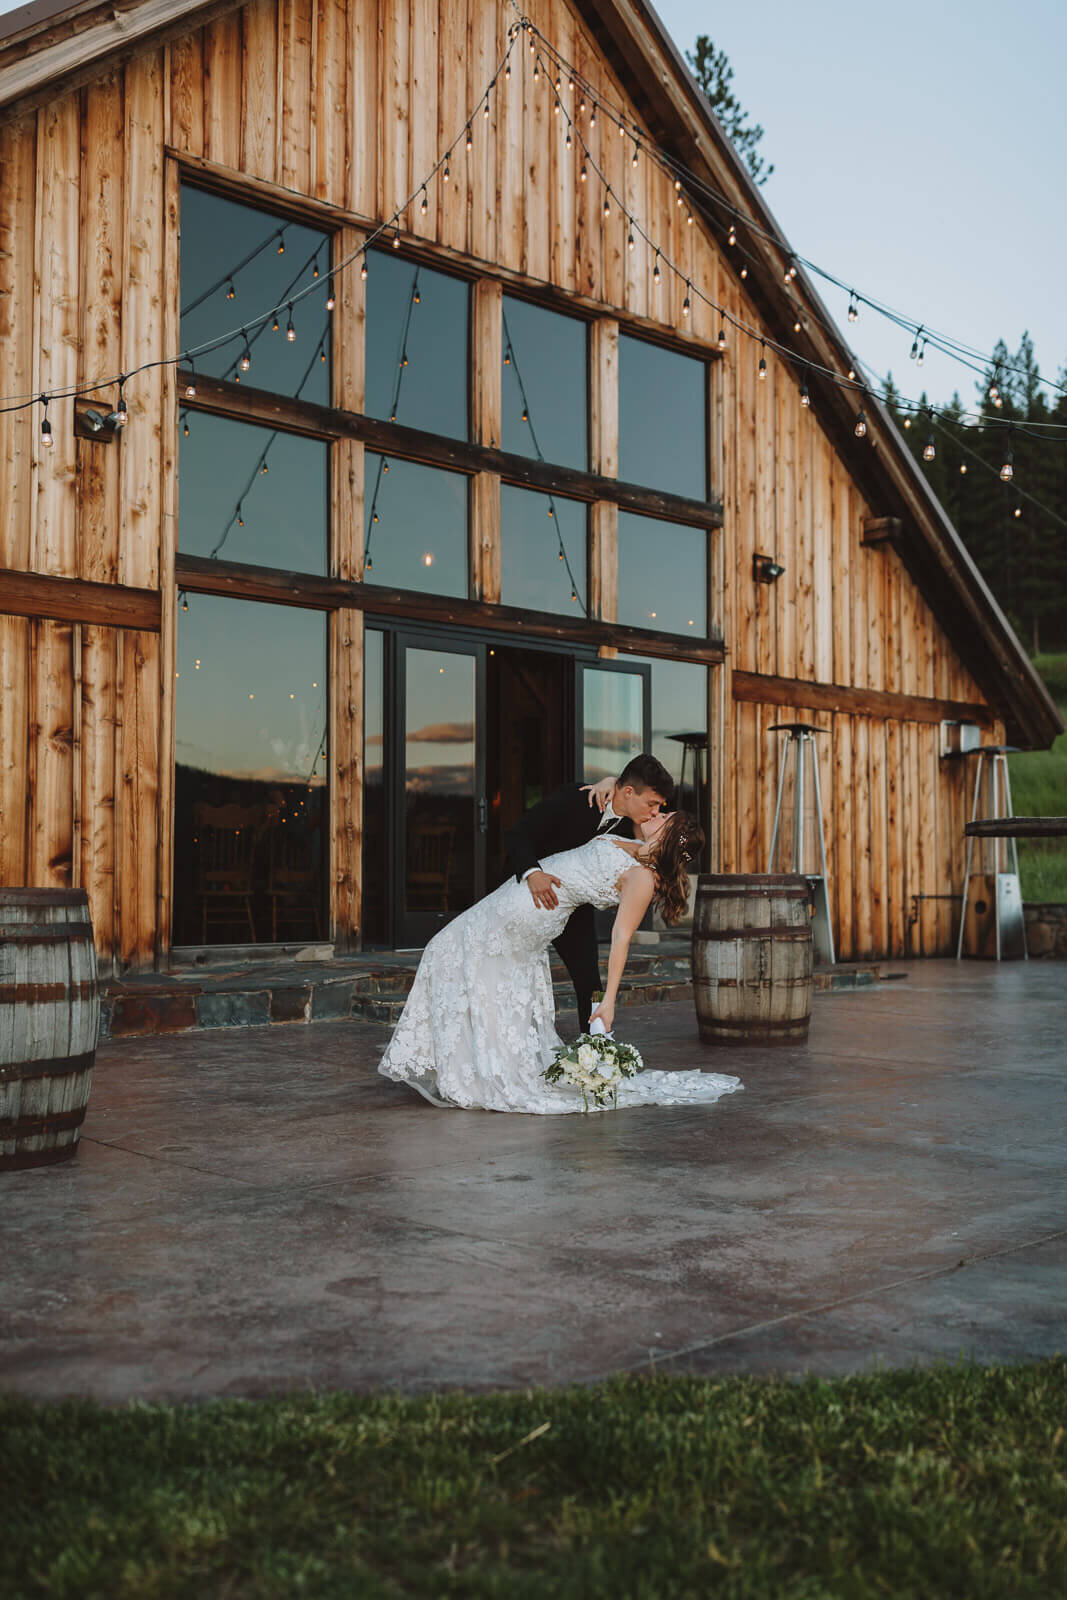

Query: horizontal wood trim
731 670 995 728
0 568 161 633
179 373 724 528
174 554 726 662
965 817 1067 839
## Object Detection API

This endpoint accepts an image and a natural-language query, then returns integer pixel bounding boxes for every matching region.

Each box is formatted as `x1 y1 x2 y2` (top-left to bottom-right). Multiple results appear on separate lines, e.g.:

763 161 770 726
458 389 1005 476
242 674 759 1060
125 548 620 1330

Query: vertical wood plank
885 717 905 956
588 500 617 624
409 0 441 237
279 0 313 196
471 471 501 603
29 620 75 888
119 630 160 970
549 0 576 297
868 717 889 956
832 713 854 959
203 10 243 171
335 224 366 582
347 0 378 216
811 436 833 683
754 355 776 678
774 374 796 679
850 716 872 957
589 316 618 480
829 463 851 689
793 393 814 683
0 618 30 887
733 312 757 673
472 276 502 448
79 626 117 969
522 23 550 283
380 0 409 230
34 95 80 578
167 28 204 156
78 70 123 586
330 606 363 949
155 154 181 967
435 0 467 248
241 0 278 183
0 113 37 573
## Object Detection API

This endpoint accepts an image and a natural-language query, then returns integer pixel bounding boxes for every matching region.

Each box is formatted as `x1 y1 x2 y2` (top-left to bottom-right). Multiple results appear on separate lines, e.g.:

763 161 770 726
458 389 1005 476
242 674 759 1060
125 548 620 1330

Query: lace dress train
378 835 742 1115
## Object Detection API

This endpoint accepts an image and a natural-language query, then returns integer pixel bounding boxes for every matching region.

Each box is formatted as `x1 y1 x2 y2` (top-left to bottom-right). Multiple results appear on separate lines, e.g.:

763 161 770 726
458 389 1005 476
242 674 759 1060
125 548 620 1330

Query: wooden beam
174 552 726 661
731 668 995 728
0 568 161 632
179 372 725 528
861 515 904 548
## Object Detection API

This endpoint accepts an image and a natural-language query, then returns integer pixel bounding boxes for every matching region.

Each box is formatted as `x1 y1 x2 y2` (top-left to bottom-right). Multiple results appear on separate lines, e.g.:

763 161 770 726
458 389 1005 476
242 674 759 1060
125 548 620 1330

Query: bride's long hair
646 811 704 925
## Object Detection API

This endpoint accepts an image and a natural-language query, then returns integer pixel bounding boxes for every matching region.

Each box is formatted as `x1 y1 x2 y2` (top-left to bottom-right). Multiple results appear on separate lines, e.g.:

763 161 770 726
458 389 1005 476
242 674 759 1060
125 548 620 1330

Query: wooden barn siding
0 0 993 966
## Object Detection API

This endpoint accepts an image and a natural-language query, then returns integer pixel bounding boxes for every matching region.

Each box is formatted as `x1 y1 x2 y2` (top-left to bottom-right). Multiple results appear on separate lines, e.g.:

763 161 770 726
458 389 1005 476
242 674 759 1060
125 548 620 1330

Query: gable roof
2 0 1061 747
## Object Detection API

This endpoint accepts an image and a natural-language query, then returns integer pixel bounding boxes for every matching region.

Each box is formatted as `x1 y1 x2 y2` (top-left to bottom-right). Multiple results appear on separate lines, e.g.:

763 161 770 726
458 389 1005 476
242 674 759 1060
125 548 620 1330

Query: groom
503 753 674 1031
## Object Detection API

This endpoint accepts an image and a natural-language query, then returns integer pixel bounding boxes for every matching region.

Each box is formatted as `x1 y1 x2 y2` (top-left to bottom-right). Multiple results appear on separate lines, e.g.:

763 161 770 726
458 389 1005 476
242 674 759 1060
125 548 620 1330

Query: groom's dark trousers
503 782 633 1030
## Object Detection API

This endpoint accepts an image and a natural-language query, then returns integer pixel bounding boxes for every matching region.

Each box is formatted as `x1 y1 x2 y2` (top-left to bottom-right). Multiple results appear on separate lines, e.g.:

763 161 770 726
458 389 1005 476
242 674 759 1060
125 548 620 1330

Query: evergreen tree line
882 337 1067 655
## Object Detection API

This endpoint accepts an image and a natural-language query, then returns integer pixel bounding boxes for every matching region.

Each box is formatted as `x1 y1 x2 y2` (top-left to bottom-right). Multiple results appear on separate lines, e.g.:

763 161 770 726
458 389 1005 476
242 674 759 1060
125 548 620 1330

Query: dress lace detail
378 836 742 1115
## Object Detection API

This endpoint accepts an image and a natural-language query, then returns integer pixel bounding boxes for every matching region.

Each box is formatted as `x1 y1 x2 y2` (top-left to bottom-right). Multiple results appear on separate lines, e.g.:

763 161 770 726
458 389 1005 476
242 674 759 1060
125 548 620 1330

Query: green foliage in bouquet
543 1034 644 1110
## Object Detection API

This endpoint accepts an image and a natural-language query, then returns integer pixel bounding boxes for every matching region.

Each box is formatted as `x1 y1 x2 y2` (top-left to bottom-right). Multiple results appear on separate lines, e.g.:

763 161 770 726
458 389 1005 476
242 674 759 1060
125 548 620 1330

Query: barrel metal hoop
694 927 812 942
0 982 98 1005
0 1105 87 1138
0 1050 96 1083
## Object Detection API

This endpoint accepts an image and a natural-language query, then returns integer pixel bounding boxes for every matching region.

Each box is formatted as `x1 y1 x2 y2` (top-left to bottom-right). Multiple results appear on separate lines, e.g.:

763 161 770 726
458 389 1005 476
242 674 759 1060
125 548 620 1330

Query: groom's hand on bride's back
526 869 562 910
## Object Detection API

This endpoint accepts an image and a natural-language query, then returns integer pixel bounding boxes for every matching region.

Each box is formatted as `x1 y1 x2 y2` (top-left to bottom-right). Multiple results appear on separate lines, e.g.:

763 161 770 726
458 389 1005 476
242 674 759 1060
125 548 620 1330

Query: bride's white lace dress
378 835 742 1114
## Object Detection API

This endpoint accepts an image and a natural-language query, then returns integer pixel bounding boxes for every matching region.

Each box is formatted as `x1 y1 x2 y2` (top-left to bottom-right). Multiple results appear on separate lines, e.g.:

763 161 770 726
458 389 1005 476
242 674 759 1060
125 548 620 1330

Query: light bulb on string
184 355 197 398
923 430 936 462
182 415 190 437
916 340 926 368
580 161 588 182
521 407 528 422
565 129 572 150
313 261 319 278
39 394 52 448
360 260 368 281
237 503 244 527
239 334 251 372
483 97 490 119
960 463 967 474
272 313 280 332
277 229 286 254
854 408 867 438
443 157 451 183
413 285 420 304
579 95 586 113
632 141 640 167
627 223 635 252
793 315 802 333
503 345 512 366
728 222 736 246
532 61 540 83
1000 448 1014 482
686 209 693 225
847 293 858 323
326 277 336 311
286 303 296 342
653 252 661 285
181 592 189 612
784 256 797 283
717 322 726 352
391 227 400 249
504 62 511 80
115 383 128 426
603 196 610 219
226 279 236 300
618 119 625 137
1014 506 1022 518
465 124 473 149
682 282 691 318
261 461 269 474
740 265 748 279
800 376 811 409
909 327 923 360
758 342 767 380
589 103 596 127
554 98 560 115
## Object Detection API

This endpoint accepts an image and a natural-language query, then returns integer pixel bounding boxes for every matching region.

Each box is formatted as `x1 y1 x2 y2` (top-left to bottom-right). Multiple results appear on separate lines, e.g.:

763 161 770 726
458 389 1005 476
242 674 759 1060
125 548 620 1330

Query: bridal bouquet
543 1032 644 1111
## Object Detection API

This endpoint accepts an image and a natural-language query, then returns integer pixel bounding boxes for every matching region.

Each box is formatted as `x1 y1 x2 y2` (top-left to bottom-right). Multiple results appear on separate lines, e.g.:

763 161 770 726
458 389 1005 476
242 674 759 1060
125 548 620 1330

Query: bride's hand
580 776 616 813
589 1002 614 1034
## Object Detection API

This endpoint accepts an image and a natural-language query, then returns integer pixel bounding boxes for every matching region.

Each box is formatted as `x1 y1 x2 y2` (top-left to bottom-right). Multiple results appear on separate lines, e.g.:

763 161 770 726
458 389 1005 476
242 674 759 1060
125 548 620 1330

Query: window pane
617 511 707 636
582 666 643 784
622 654 708 825
362 628 387 945
363 454 468 597
405 648 477 923
179 415 327 573
618 333 706 499
502 296 587 468
173 596 328 946
180 184 331 404
501 485 587 615
365 253 468 439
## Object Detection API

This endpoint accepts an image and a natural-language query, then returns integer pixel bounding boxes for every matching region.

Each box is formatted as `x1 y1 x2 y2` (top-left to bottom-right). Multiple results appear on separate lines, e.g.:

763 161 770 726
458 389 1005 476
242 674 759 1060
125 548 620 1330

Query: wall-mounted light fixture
753 553 786 584
74 397 124 442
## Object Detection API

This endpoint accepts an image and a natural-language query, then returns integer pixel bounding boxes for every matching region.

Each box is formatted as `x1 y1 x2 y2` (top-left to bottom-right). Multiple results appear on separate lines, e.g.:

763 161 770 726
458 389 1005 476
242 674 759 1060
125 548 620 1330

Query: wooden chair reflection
407 821 455 911
193 802 263 943
267 812 324 942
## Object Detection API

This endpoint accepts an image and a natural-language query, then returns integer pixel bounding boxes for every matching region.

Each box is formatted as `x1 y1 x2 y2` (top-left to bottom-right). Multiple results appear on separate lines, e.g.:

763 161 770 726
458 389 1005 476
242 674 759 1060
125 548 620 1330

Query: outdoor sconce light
753 553 786 584
74 397 123 442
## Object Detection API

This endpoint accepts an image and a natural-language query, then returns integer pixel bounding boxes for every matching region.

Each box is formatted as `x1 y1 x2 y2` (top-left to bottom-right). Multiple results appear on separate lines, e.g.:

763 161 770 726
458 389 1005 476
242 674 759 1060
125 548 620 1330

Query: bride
378 811 742 1115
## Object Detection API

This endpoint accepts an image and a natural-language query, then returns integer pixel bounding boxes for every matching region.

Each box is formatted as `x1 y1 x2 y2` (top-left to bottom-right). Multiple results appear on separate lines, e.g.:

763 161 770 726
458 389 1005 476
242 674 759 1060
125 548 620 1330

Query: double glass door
366 626 650 949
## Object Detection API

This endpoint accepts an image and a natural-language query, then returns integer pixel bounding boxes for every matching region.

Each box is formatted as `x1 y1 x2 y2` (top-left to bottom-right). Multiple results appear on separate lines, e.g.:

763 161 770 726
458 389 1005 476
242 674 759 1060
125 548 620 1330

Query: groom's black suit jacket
503 783 634 1026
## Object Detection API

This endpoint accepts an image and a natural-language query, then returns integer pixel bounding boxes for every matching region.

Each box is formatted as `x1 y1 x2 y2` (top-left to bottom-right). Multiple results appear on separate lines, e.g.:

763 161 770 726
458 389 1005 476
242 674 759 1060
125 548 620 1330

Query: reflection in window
179 415 327 572
180 184 331 405
501 485 587 615
363 454 468 597
172 595 328 946
405 648 477 926
582 665 644 785
622 654 708 840
618 333 706 499
502 296 588 468
617 511 707 637
365 252 468 439
362 628 387 945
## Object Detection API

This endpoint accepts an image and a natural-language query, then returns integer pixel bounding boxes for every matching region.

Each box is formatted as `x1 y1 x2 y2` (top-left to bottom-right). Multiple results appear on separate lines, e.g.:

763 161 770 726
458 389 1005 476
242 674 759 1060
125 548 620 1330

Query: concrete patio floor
1 960 1064 1402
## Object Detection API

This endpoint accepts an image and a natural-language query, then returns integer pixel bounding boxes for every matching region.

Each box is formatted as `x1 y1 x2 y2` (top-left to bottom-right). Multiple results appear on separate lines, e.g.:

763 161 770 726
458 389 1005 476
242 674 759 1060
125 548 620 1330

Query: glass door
577 661 652 937
394 635 487 947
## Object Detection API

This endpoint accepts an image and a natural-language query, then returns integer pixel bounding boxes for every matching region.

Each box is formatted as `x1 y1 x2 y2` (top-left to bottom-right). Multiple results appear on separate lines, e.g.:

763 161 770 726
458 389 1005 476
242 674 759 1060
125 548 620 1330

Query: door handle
478 795 488 833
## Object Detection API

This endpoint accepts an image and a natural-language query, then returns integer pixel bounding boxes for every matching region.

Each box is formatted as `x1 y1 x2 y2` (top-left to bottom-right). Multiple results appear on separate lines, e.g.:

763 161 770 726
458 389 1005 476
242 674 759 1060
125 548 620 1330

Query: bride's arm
589 867 655 1033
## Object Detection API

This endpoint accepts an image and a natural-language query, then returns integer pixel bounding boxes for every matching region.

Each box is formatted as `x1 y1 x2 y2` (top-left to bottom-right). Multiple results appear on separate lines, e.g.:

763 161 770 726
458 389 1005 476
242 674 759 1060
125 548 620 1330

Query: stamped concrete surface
1 960 1064 1401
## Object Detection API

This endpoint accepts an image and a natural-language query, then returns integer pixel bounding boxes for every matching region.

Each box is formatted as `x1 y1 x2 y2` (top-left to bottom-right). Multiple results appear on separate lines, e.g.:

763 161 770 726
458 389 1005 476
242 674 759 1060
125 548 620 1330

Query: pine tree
686 38 774 186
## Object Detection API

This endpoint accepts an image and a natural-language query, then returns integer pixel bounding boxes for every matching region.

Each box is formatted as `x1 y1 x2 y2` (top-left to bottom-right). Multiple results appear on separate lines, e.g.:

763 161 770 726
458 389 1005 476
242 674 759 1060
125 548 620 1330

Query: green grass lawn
1009 653 1067 901
3 1362 1066 1598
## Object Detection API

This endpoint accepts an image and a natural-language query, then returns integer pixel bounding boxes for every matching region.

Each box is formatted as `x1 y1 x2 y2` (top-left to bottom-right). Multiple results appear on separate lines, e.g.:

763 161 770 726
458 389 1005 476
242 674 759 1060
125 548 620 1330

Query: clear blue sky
4 0 1063 413
650 0 1067 413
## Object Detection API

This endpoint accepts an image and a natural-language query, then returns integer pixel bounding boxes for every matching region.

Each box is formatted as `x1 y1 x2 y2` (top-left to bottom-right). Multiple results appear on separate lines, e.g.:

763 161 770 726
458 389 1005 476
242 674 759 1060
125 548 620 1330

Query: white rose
576 1044 597 1070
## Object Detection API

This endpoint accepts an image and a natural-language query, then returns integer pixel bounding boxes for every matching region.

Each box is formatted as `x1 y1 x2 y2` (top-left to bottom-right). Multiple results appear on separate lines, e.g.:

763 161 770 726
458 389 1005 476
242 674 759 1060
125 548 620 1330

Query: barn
0 0 1060 975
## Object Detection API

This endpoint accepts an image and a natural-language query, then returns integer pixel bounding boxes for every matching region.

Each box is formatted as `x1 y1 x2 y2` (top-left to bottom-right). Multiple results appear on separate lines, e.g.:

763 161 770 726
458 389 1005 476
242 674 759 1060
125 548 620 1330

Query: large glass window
502 296 588 469
362 454 468 597
172 595 328 946
581 665 644 785
618 334 706 499
365 253 468 439
180 184 331 405
622 654 709 824
617 511 707 637
501 485 587 615
179 415 328 572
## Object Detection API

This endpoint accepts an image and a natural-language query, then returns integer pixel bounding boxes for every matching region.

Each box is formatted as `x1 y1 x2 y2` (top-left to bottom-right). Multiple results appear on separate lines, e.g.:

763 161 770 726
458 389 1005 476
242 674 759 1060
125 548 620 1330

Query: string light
465 124 473 149
272 313 280 332
39 395 52 447
627 223 635 252
114 383 128 427
602 196 610 219
483 97 490 119
183 356 197 399
226 279 236 300
632 142 640 167
580 161 588 182
565 129 572 150
923 410 936 460
239 335 251 372
286 304 296 342
800 375 811 408
1000 447 1014 482
717 322 726 352
847 293 858 323
326 278 336 311
443 157 450 183
182 415 190 437
854 407 867 438
277 231 286 254
237 503 244 526
728 222 736 247
758 342 767 380
682 282 691 317
653 252 661 285
361 260 368 281
181 592 189 611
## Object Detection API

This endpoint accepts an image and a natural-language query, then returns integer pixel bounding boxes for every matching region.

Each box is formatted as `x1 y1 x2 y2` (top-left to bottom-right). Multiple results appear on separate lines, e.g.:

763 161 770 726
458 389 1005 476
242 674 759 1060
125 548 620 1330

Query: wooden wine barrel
0 889 99 1171
692 874 813 1046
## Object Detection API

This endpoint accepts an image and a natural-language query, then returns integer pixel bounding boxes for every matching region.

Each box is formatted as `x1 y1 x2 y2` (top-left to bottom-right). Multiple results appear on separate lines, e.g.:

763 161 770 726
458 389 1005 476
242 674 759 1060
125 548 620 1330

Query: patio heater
766 722 835 964
666 731 707 819
954 745 1027 960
